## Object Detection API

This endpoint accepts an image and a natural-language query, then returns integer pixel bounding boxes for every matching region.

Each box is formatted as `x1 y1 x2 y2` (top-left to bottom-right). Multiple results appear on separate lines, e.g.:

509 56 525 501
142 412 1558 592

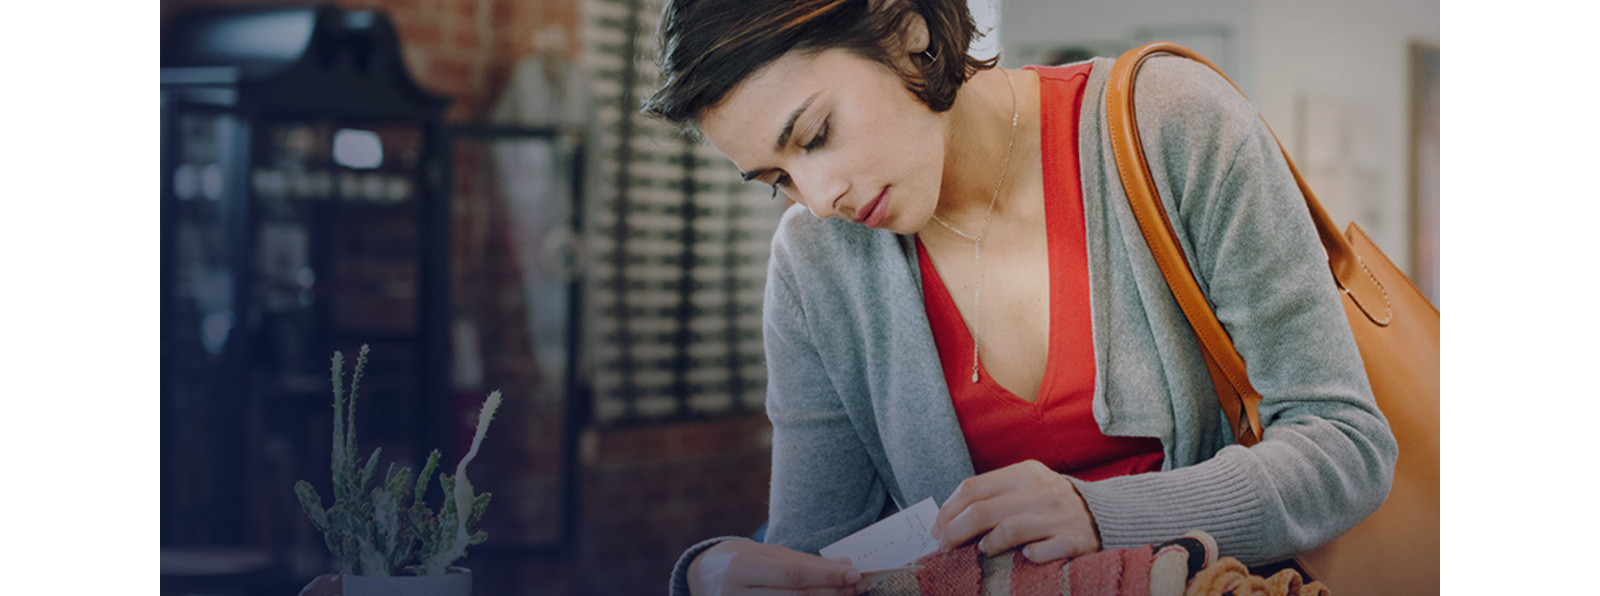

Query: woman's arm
760 209 896 553
1068 55 1397 564
931 57 1397 566
669 209 891 594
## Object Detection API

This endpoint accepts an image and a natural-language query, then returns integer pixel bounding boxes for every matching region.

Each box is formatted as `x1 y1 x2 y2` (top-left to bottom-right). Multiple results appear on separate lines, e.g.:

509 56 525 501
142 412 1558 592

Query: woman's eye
802 118 829 152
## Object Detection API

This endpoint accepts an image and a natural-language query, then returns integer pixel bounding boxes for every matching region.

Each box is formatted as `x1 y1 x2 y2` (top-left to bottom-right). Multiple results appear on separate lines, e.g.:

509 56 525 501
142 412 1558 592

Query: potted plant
294 345 503 596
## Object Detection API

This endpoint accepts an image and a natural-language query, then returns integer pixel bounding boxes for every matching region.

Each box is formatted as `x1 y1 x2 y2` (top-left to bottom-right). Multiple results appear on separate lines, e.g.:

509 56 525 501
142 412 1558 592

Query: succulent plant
294 345 502 576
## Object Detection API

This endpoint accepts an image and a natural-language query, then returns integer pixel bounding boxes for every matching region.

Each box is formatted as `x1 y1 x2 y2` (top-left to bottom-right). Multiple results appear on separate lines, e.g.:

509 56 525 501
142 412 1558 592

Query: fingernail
845 569 861 584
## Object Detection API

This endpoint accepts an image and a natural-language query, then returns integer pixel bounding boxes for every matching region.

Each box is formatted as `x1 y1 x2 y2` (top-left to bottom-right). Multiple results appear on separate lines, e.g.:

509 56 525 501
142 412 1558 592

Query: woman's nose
794 166 848 220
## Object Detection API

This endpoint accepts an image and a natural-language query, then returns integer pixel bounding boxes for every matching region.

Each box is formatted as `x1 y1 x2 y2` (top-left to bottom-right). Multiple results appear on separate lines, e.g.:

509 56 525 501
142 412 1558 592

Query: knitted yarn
916 540 982 596
1008 545 1070 596
1184 557 1328 596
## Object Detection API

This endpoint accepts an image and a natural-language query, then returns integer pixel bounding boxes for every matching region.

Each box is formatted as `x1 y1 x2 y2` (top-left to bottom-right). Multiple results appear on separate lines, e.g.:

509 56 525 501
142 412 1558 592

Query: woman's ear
902 12 930 55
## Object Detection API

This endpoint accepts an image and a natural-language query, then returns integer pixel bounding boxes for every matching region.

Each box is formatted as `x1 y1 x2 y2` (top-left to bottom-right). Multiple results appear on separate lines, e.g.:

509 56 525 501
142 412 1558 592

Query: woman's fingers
750 554 861 589
936 474 997 531
976 511 1059 556
694 541 866 595
934 461 1045 546
939 491 1023 551
930 460 1100 561
944 500 1097 560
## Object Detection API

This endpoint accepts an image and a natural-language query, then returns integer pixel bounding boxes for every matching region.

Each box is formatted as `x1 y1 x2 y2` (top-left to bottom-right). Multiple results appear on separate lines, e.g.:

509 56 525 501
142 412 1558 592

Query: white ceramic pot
343 567 472 596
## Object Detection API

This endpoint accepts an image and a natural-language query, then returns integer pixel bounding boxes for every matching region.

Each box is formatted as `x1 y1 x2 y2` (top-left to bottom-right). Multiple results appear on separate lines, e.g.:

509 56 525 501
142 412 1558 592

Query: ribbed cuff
669 536 751 596
1067 454 1275 564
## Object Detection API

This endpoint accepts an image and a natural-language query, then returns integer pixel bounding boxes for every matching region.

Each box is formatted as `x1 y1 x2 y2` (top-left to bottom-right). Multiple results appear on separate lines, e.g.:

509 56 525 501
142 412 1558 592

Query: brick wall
162 1 778 593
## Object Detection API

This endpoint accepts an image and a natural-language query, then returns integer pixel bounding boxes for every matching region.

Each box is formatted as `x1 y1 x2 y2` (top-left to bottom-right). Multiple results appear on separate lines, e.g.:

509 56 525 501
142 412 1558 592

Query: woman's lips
857 187 890 228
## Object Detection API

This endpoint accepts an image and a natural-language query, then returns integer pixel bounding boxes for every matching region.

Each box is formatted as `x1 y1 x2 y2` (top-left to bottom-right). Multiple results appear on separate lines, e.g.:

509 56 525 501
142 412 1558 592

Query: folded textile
868 531 1324 596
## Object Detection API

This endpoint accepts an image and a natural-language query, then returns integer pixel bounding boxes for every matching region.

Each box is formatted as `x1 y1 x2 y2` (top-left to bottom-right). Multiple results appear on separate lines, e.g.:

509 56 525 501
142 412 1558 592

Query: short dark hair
642 0 997 125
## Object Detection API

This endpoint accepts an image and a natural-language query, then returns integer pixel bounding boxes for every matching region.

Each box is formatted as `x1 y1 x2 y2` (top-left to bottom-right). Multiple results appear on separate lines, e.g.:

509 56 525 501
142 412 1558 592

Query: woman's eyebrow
739 91 822 183
774 92 821 151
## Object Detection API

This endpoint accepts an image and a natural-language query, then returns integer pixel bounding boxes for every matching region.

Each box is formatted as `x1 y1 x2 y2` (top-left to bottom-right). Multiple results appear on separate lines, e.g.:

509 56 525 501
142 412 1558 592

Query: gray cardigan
670 56 1396 594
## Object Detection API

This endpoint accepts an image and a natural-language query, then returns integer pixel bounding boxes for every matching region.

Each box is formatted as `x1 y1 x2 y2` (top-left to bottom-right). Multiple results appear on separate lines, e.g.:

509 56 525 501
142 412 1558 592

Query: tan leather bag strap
1105 42 1396 447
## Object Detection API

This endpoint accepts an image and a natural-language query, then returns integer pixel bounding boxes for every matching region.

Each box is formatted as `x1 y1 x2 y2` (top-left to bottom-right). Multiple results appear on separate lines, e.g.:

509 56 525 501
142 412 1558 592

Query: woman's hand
931 460 1100 564
688 539 871 596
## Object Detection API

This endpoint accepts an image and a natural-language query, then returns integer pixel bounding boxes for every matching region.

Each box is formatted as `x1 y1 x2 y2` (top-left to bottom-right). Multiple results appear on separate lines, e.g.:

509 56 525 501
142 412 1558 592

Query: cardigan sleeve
666 211 894 594
756 211 896 555
1067 56 1398 565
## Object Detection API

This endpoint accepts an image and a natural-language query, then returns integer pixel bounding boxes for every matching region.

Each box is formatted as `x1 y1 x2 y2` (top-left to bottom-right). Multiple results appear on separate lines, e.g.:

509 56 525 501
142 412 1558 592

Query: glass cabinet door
249 119 428 452
163 110 439 552
164 107 249 544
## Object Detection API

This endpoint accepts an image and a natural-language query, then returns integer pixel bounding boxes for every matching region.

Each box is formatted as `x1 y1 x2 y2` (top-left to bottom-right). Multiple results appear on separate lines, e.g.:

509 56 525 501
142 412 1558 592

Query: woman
643 1 1397 594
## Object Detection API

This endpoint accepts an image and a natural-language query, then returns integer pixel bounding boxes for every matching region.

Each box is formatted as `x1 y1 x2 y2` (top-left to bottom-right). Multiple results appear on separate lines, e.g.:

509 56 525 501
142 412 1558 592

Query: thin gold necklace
930 68 1018 384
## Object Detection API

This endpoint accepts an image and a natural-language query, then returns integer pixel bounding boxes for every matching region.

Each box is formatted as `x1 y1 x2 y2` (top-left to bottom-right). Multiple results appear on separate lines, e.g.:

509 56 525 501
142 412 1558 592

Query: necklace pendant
954 68 1013 392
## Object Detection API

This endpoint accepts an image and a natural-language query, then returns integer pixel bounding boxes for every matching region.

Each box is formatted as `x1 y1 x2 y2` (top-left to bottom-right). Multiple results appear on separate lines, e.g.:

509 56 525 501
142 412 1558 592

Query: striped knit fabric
868 531 1325 596
1007 547 1069 596
1117 545 1154 596
915 541 981 596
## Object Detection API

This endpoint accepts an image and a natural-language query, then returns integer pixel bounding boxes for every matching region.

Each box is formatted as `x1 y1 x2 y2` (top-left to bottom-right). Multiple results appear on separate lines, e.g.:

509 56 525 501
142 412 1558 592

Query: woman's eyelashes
769 173 791 199
802 117 830 152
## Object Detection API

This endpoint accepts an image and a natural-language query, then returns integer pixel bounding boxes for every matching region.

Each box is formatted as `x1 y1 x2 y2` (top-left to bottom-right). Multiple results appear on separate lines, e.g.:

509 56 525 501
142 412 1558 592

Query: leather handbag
1104 42 1440 595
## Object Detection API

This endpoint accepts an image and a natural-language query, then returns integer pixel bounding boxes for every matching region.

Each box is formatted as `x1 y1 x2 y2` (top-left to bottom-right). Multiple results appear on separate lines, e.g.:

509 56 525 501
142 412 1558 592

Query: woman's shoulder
770 203 901 268
767 204 919 311
1123 54 1262 138
771 203 842 263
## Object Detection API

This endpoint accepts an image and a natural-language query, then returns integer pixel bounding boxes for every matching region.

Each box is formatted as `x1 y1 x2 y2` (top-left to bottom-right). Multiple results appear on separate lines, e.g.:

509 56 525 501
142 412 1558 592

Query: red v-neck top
917 64 1164 480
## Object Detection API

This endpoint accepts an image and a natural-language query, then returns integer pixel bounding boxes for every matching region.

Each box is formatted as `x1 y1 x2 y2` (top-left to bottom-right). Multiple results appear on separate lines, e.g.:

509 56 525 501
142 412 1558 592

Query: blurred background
158 1 1437 594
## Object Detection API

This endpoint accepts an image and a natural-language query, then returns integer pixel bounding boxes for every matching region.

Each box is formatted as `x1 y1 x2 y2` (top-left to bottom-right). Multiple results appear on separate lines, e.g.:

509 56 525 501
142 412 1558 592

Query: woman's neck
934 67 1040 233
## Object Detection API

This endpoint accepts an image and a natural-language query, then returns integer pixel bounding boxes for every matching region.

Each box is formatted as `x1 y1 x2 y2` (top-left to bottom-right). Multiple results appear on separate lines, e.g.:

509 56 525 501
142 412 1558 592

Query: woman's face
698 48 948 234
